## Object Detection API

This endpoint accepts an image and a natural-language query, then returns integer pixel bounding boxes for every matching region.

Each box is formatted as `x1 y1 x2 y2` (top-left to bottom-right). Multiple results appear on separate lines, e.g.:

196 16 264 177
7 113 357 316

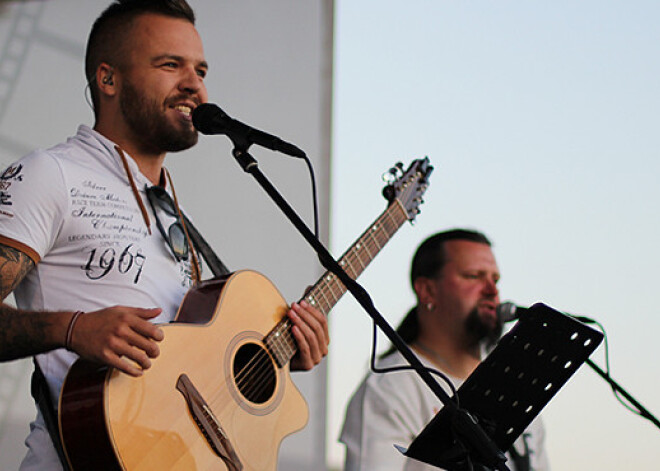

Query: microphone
192 103 306 158
497 302 596 324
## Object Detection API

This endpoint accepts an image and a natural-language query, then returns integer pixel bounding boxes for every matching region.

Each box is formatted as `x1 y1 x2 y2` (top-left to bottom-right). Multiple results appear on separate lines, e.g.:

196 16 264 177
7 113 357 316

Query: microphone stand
230 146 510 471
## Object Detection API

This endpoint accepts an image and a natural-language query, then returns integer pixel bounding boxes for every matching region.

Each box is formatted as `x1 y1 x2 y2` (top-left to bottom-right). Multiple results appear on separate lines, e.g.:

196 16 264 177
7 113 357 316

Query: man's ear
97 63 116 95
413 277 436 306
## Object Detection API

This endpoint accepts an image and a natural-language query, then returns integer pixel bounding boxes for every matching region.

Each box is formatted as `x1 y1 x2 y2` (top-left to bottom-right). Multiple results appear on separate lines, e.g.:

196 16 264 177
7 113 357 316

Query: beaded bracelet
65 311 84 351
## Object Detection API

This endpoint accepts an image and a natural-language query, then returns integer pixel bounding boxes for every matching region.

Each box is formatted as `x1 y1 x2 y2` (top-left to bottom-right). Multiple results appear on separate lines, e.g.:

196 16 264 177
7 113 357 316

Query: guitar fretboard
264 199 409 367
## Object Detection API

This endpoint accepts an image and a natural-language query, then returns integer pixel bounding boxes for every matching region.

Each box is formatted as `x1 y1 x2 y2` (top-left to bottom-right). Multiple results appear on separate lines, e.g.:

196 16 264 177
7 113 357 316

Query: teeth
174 105 191 116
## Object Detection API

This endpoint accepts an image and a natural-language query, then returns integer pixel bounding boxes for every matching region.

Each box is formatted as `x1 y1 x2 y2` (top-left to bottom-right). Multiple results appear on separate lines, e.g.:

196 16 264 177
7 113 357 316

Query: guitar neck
264 199 410 367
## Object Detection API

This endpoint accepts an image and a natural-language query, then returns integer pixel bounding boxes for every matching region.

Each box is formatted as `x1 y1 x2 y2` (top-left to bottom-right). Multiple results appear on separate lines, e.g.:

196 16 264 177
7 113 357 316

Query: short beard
465 307 503 350
120 78 198 154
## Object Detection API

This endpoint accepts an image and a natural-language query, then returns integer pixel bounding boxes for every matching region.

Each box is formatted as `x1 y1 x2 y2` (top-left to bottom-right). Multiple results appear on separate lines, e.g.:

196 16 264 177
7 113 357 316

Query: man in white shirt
340 229 549 471
0 1 329 469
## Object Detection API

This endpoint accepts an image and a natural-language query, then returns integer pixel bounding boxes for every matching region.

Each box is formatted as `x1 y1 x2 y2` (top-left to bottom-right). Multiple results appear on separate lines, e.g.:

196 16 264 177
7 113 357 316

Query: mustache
165 94 202 107
466 304 503 348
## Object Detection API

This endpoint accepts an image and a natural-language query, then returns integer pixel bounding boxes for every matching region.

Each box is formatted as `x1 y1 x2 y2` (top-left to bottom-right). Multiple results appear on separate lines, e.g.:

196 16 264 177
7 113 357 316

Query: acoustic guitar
59 158 433 470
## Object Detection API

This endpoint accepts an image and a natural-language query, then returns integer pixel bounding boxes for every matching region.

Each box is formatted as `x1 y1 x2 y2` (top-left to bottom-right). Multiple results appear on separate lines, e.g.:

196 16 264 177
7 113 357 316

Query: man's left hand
288 300 329 371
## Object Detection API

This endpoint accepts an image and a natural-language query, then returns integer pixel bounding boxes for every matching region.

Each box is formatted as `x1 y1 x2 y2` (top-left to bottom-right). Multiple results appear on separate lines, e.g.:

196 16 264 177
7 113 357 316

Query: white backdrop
0 1 333 469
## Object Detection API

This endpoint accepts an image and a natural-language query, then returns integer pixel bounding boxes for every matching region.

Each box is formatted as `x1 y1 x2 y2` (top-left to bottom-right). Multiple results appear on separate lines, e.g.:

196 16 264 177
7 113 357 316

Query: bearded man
340 229 549 471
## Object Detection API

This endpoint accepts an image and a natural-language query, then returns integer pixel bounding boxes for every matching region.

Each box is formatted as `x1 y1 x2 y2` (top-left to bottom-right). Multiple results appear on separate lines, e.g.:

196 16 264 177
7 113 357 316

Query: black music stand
399 303 604 470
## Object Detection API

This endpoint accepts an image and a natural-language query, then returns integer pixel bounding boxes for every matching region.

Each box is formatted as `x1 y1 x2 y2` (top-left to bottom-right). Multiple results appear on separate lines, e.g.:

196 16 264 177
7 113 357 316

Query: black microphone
192 103 306 158
497 301 596 324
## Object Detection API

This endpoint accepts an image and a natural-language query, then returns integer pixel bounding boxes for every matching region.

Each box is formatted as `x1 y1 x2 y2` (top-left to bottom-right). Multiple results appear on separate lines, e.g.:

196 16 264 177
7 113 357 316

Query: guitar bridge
176 374 243 471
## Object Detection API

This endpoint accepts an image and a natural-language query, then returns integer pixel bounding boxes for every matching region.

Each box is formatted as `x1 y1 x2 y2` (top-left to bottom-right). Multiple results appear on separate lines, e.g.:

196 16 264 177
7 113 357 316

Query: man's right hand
0 243 165 376
68 306 165 377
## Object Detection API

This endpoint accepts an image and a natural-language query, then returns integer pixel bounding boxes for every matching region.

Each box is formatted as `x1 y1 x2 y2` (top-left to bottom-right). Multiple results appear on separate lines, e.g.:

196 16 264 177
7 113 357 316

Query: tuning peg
382 161 404 183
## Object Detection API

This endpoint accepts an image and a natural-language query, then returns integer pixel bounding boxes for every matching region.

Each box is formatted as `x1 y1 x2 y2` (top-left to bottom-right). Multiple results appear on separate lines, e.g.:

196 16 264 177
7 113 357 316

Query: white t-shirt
0 125 196 470
340 350 550 471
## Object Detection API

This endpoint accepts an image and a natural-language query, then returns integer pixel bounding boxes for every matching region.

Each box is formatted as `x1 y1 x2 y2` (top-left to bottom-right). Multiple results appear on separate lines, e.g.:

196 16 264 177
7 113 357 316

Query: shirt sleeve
0 151 68 262
340 371 440 471
526 415 551 470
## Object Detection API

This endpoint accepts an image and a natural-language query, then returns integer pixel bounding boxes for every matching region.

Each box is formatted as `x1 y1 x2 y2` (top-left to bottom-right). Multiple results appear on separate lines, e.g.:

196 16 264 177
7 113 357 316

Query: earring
426 303 434 311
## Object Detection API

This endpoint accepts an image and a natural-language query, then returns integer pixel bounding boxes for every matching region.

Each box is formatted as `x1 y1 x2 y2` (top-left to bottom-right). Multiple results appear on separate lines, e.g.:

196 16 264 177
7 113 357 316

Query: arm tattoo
0 244 53 361
0 244 34 300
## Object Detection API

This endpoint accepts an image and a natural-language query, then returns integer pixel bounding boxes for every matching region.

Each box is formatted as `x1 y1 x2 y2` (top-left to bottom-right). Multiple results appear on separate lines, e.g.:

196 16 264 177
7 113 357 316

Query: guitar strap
30 358 71 471
181 212 231 278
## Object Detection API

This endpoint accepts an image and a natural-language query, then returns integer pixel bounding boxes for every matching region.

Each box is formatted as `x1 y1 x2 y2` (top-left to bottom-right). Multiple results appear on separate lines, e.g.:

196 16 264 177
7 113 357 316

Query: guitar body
59 270 308 471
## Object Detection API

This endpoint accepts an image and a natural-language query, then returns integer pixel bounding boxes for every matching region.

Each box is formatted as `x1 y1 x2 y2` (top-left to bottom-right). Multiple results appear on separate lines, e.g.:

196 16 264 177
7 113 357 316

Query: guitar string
215 203 409 405
231 261 393 401
229 271 345 401
234 319 302 402
230 315 299 400
238 204 401 376
230 211 404 402
234 190 416 417
229 290 325 398
236 350 278 400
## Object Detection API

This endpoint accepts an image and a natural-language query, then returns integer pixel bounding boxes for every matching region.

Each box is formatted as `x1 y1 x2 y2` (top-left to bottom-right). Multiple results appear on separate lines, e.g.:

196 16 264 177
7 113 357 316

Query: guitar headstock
382 157 433 222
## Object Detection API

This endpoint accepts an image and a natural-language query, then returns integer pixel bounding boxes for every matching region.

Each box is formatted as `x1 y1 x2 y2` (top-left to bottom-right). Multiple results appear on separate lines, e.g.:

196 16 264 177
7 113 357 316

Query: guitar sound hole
233 343 277 404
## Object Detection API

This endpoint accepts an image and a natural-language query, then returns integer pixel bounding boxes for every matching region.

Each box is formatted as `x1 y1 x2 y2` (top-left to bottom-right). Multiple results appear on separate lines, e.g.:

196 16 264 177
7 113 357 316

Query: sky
328 1 660 469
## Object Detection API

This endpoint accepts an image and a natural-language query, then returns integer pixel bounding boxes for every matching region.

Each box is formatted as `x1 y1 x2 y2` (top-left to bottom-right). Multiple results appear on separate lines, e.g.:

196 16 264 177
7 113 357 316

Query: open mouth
173 104 193 119
479 301 497 316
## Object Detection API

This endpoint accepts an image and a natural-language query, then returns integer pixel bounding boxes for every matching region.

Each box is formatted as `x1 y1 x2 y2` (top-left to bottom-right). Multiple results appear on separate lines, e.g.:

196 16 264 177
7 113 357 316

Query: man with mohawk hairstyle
0 1 329 469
